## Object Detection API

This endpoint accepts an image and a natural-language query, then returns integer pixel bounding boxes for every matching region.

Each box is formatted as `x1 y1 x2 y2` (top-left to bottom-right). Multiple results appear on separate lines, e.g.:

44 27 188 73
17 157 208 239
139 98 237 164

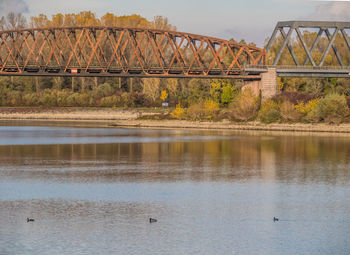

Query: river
0 121 349 255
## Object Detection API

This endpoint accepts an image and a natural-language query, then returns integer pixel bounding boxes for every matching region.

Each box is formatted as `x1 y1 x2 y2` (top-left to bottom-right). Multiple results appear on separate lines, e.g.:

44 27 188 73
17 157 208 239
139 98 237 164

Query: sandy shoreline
1 107 350 133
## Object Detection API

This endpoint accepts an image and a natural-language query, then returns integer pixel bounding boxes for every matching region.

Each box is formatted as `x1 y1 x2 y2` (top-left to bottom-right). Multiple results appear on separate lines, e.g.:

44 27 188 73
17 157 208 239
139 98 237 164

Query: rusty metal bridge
0 26 264 79
0 21 349 79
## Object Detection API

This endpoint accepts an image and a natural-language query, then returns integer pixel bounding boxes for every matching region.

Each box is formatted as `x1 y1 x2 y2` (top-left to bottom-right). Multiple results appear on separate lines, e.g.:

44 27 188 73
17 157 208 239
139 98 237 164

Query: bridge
0 26 264 79
0 21 349 98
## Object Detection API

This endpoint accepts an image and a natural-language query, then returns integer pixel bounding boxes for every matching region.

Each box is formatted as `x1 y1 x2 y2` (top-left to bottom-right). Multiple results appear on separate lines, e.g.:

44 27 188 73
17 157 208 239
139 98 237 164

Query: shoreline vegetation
1 107 350 134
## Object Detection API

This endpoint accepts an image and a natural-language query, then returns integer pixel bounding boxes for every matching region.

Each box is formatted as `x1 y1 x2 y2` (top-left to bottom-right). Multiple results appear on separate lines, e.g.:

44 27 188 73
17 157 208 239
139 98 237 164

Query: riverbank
1 107 350 133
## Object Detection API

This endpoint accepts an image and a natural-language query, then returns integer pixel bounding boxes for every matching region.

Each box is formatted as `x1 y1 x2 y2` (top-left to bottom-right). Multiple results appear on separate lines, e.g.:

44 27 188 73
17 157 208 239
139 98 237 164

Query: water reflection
1 124 350 255
0 132 349 185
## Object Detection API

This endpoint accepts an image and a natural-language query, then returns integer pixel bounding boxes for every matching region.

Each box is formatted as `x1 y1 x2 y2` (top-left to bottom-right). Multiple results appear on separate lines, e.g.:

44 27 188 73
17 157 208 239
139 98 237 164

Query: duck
273 217 279 222
149 218 157 223
27 218 35 222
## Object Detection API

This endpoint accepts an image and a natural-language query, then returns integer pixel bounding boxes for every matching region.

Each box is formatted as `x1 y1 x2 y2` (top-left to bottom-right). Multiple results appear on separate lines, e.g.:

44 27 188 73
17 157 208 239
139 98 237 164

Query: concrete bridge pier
243 68 278 100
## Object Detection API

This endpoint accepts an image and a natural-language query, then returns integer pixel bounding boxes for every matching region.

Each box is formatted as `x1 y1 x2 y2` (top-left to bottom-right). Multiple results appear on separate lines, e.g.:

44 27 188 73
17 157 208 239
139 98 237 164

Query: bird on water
273 217 279 222
149 218 157 223
27 218 35 222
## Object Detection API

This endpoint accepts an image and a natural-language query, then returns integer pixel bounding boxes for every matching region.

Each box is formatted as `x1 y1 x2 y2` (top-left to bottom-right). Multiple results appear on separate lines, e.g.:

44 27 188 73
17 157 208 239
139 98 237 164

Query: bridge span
0 21 349 98
0 26 264 79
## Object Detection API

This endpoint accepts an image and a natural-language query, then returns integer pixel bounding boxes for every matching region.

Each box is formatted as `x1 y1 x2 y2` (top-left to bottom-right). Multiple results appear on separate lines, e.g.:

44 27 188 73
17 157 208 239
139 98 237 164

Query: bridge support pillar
243 68 278 100
260 67 278 100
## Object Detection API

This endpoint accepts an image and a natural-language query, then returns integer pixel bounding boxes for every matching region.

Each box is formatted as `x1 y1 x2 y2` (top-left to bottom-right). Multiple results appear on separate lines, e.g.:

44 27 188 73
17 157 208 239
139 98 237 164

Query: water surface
0 121 349 255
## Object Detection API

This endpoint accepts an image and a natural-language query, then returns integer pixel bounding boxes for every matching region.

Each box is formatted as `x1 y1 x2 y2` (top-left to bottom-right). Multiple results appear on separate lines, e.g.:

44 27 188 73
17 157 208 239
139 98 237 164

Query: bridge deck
246 66 350 78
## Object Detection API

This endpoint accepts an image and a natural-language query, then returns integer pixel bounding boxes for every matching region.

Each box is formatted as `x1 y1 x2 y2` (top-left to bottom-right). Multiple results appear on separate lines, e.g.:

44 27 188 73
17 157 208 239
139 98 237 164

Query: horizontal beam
276 21 350 29
0 71 261 80
277 73 350 78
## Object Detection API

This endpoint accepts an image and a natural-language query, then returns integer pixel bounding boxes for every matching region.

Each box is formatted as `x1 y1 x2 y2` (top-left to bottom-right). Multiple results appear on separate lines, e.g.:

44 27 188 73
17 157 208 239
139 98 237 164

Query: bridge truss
263 21 350 78
0 26 265 79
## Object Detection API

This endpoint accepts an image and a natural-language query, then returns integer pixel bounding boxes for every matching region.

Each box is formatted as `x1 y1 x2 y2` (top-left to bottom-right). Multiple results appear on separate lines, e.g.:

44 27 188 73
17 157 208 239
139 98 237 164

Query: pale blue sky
1 0 350 46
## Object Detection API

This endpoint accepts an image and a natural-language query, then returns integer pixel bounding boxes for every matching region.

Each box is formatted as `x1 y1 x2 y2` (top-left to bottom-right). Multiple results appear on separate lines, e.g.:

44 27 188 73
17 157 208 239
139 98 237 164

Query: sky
0 0 350 47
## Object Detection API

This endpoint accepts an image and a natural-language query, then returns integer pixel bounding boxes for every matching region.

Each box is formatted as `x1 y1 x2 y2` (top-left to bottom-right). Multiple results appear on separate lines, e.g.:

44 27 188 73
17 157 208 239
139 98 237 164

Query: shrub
280 101 301 122
75 93 91 107
221 85 235 105
295 98 320 123
273 91 314 105
259 99 281 123
228 89 259 121
56 90 71 107
204 99 220 120
92 83 114 98
129 92 150 107
22 93 38 106
38 90 57 107
100 95 118 107
187 102 206 120
7 91 22 106
170 104 185 119
120 92 134 107
317 93 349 124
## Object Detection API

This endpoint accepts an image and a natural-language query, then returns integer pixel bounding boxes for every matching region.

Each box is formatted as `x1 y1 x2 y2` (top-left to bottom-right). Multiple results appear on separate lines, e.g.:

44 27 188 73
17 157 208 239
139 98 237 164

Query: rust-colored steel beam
0 26 265 78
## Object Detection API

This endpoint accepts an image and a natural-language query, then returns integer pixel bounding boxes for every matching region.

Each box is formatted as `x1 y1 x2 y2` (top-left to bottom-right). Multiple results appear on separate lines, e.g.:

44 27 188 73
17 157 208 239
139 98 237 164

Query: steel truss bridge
0 21 349 79
0 26 264 79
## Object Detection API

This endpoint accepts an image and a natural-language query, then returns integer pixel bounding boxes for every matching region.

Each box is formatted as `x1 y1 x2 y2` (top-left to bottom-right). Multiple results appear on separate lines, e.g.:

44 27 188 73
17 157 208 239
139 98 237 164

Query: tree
5 12 26 30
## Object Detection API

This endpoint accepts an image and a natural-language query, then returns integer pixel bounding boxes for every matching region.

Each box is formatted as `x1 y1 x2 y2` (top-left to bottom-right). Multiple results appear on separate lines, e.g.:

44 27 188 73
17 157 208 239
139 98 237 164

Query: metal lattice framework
0 26 265 78
266 21 350 67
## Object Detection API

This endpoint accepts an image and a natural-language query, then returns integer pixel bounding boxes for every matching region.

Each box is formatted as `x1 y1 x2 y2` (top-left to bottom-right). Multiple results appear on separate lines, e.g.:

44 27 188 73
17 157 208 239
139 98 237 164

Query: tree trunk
35 77 40 92
72 77 75 92
130 78 133 92
94 77 98 88
81 77 86 91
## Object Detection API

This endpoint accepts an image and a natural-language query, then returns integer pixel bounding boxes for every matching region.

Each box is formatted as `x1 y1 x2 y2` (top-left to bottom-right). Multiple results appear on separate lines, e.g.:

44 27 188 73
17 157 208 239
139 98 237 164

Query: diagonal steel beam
324 28 343 67
295 27 316 67
341 29 350 50
265 26 279 53
319 28 339 67
340 29 350 67
279 28 300 66
262 25 279 65
273 26 294 66
304 28 323 66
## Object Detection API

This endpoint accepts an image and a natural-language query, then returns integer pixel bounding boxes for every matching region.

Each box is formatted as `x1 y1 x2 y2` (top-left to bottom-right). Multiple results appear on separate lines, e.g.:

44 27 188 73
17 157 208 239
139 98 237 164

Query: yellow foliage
170 104 185 119
295 99 320 115
204 99 219 113
160 90 168 101
260 99 279 112
29 12 172 30
278 77 284 91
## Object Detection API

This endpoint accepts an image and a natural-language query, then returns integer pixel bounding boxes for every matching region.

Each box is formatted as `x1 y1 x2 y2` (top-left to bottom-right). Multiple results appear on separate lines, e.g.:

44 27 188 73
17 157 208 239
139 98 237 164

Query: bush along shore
1 89 350 126
166 90 350 125
1 75 350 126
